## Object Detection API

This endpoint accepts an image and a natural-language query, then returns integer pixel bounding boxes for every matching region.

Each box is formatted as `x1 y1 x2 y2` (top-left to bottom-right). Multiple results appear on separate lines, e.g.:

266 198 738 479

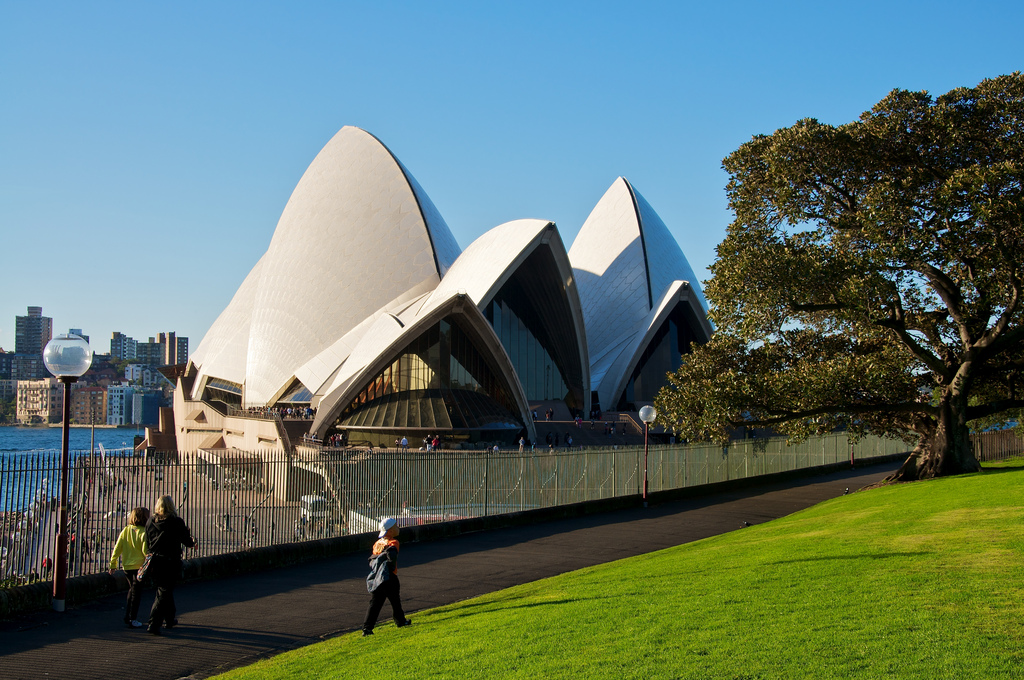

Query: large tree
656 74 1024 482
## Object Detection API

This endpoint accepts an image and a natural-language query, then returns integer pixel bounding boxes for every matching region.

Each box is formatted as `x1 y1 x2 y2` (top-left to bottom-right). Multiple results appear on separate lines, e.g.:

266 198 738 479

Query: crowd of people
239 405 317 420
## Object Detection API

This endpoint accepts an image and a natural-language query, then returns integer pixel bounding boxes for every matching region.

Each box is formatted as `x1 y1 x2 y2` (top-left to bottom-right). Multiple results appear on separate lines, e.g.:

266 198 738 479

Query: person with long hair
108 506 150 627
144 495 196 635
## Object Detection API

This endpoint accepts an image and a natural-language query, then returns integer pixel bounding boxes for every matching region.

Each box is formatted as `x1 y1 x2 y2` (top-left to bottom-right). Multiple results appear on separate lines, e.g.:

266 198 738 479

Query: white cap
378 517 397 538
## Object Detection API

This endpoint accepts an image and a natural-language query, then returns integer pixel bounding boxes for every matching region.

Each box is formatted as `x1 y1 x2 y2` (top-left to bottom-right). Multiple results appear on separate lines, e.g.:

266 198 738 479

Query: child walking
109 506 150 628
362 517 412 636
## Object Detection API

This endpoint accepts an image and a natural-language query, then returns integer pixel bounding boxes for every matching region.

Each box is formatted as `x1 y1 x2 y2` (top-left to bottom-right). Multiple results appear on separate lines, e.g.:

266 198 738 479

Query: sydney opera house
165 126 712 452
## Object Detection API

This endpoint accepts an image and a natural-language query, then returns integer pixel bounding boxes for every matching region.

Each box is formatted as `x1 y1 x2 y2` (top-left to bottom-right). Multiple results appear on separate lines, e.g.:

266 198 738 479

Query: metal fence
1 430 1017 587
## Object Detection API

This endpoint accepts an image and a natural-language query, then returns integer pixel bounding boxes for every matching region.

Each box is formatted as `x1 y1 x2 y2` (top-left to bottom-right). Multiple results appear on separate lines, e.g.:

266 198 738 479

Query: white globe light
43 334 94 378
639 405 657 424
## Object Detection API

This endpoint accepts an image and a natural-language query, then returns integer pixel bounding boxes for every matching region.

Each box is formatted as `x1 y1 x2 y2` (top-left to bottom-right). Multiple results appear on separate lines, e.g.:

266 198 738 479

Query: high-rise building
14 306 53 379
110 332 138 361
69 328 90 345
158 332 175 365
176 336 189 364
135 338 163 366
0 350 12 380
157 332 189 366
111 331 187 366
11 355 44 381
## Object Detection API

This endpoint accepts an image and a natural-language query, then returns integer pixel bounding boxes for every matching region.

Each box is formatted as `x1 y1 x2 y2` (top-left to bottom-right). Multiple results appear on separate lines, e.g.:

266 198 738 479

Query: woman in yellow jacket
109 507 150 628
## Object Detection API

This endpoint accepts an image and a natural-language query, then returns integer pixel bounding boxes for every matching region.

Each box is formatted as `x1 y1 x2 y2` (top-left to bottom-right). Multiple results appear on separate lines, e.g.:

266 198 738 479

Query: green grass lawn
214 461 1024 679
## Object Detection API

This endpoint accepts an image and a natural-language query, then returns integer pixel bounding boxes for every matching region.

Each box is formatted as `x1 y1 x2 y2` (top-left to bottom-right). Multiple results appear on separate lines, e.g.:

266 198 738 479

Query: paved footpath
0 461 898 680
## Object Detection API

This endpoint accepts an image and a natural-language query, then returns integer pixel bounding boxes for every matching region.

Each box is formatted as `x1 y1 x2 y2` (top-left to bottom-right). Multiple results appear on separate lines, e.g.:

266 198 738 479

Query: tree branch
913 261 970 336
975 234 1023 354
734 401 937 428
967 399 1024 421
790 301 845 314
874 316 951 380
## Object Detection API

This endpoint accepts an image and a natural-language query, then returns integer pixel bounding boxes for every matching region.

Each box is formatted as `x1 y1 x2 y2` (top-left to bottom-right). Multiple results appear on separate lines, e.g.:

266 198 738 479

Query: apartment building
16 378 62 424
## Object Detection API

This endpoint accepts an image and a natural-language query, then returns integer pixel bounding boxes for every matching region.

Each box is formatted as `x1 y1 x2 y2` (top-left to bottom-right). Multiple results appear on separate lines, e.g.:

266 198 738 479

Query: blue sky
1 1 1020 353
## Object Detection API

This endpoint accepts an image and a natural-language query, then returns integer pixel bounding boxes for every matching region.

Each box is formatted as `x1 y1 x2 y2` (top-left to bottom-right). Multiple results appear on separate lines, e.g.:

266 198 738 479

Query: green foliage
212 462 1024 679
0 398 15 424
657 74 1024 464
110 358 131 377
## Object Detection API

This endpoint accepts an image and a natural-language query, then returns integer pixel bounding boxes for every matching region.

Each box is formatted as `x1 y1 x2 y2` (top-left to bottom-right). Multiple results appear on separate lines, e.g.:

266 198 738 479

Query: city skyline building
110 331 138 361
0 378 15 403
131 389 161 426
14 306 53 380
0 351 12 380
106 383 134 426
16 377 62 424
71 385 107 426
110 331 188 367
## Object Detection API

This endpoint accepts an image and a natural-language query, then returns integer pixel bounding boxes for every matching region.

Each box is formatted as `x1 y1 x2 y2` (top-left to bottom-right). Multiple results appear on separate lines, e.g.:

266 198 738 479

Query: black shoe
148 627 161 636
362 629 374 637
396 619 412 628
165 619 178 629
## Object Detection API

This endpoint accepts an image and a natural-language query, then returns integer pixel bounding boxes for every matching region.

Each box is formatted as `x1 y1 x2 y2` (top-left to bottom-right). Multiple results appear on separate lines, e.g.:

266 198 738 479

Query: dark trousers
147 556 180 630
362 575 406 632
123 569 143 622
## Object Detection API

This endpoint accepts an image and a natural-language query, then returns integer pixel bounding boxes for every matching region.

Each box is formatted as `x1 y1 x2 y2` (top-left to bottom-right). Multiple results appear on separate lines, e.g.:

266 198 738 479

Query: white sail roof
214 126 463 405
189 254 266 396
569 177 709 397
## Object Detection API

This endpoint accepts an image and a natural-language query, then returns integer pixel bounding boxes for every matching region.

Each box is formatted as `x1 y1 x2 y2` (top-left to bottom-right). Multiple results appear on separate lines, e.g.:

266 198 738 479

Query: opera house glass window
617 305 700 410
338 317 521 438
483 249 584 409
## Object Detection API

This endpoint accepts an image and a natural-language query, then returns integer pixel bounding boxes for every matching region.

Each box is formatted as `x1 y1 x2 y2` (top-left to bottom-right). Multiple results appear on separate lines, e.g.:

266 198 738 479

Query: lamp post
638 405 657 508
43 333 93 612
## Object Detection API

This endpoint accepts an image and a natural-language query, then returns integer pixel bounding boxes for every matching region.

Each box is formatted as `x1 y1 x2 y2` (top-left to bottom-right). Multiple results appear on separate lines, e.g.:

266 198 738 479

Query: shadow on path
0 461 900 680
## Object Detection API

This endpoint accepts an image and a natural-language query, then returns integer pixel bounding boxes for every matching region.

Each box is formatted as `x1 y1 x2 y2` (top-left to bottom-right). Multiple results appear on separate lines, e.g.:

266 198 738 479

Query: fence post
555 454 559 507
520 455 525 511
659 446 664 492
483 448 489 517
683 446 687 488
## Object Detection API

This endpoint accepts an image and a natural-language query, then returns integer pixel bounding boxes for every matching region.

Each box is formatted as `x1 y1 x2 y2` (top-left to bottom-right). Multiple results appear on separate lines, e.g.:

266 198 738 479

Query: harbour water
0 427 143 515
0 426 141 457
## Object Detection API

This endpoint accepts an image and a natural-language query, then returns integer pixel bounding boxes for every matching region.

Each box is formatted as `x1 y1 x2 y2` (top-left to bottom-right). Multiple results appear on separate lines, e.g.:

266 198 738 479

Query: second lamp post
639 405 657 508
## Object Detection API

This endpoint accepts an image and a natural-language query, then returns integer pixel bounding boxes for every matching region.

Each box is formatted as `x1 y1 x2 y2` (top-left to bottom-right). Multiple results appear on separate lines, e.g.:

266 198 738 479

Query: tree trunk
885 396 981 482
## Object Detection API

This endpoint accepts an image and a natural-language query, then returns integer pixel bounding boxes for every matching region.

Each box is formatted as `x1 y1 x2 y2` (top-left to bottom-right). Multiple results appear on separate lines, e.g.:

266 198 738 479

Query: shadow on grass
766 551 932 565
431 594 616 620
979 464 1024 474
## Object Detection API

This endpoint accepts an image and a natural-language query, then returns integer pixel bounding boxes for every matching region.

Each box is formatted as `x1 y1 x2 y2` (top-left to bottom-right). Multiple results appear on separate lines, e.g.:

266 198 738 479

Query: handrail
617 413 644 436
10 430 1004 590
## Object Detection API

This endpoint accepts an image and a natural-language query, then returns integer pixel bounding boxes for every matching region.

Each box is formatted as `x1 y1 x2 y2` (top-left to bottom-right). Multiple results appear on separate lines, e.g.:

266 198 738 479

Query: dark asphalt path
0 461 898 680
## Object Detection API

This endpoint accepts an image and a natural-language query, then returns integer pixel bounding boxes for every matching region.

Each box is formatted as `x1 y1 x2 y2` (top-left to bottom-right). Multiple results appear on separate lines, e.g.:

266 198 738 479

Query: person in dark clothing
362 517 411 636
145 495 196 635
